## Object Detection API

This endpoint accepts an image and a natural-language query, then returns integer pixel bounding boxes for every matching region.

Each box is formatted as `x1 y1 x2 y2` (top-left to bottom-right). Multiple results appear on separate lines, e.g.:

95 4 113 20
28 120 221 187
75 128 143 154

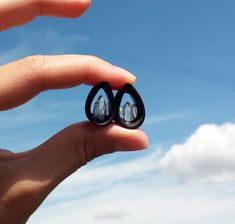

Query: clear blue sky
1 1 235 223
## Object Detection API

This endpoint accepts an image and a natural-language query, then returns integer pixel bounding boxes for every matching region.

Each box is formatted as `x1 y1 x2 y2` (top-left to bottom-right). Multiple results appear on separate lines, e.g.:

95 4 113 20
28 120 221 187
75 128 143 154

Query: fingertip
65 0 92 18
113 66 136 86
78 122 148 151
116 129 149 151
102 124 149 151
136 129 149 149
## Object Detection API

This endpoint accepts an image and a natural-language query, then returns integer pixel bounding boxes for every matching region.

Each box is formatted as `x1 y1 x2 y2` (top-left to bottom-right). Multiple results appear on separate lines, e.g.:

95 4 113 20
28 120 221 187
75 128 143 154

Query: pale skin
0 0 149 223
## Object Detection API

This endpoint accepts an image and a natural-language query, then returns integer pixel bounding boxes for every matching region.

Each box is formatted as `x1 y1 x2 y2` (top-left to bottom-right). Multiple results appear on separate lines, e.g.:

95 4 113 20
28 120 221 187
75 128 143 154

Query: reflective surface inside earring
85 82 115 126
115 84 145 129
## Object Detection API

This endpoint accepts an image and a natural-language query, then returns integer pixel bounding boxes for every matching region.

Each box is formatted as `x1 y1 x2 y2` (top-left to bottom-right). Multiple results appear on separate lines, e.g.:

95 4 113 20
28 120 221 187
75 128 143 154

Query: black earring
85 82 115 126
114 83 145 129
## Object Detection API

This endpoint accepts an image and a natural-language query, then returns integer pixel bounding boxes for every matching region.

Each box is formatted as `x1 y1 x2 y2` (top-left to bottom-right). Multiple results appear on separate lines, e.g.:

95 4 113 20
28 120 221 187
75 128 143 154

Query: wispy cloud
48 149 162 202
95 206 129 220
0 99 85 151
0 100 84 129
0 29 91 65
145 112 191 125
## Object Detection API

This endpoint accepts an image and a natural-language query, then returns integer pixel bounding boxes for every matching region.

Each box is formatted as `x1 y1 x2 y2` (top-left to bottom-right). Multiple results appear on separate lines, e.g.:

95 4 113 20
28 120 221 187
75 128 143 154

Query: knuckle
20 55 47 90
21 55 46 74
66 124 89 168
83 135 98 163
68 123 98 166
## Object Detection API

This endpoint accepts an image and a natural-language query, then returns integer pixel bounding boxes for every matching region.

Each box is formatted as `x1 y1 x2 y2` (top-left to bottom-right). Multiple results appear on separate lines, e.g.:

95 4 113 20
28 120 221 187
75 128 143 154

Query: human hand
0 1 148 223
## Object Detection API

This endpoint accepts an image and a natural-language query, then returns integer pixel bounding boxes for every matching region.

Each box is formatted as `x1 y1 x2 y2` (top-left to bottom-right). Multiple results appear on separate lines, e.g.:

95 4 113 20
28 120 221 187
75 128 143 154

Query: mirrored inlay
132 104 137 119
93 95 110 121
119 102 138 122
119 106 124 119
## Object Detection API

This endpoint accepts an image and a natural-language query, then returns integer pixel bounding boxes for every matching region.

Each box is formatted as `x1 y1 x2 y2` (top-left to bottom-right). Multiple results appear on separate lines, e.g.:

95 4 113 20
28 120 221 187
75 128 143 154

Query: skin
0 1 149 223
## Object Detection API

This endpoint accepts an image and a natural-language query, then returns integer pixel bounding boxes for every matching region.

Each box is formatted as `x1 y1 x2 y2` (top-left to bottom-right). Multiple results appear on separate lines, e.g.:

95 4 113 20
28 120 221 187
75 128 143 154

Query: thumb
34 122 149 180
2 122 148 222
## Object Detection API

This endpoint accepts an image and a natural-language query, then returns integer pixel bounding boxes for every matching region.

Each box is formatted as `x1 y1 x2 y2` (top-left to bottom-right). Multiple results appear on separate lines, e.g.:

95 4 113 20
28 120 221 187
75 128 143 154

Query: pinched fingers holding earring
0 54 148 223
0 1 148 223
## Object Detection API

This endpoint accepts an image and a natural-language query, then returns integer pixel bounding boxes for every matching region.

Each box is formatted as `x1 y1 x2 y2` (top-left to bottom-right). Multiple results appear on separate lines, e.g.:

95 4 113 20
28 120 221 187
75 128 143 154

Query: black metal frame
85 82 115 126
114 83 145 129
85 82 145 129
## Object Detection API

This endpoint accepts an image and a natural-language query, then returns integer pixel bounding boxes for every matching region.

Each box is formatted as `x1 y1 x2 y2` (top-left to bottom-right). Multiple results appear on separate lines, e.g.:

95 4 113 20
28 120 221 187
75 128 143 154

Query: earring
85 82 145 129
85 82 115 126
114 83 145 129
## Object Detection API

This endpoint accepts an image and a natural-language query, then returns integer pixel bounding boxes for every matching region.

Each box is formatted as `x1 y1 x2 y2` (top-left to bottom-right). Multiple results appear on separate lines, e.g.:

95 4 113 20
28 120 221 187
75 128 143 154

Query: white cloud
28 146 235 224
160 123 235 183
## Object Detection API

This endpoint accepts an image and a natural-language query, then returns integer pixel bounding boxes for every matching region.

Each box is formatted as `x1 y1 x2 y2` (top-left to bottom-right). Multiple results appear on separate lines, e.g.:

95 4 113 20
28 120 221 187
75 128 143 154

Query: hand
0 1 148 224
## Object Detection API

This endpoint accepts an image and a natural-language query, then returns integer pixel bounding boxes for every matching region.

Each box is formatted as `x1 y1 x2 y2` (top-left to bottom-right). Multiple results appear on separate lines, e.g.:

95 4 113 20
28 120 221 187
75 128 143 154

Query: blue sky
1 0 235 223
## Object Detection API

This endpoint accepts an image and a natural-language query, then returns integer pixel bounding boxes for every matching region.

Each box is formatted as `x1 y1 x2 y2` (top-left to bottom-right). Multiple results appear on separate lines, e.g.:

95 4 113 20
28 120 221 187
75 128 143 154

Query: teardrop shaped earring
114 84 145 129
85 82 115 126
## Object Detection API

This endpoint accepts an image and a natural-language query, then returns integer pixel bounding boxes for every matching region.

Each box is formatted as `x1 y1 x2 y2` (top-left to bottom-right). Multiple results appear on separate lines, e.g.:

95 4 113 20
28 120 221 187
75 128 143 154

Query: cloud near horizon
160 123 235 183
29 122 235 224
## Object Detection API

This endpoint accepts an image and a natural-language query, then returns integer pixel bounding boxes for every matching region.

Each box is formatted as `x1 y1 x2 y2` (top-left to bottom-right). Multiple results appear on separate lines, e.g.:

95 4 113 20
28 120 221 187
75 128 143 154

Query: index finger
0 55 136 110
0 0 91 30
